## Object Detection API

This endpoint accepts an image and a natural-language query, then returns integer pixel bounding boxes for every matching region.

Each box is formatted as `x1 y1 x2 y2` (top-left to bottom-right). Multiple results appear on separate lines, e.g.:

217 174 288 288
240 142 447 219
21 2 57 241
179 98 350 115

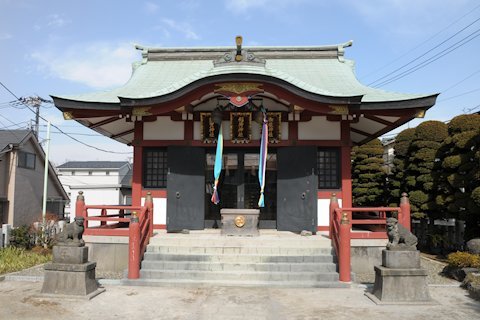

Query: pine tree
351 138 387 206
388 128 415 206
406 121 448 219
437 114 480 240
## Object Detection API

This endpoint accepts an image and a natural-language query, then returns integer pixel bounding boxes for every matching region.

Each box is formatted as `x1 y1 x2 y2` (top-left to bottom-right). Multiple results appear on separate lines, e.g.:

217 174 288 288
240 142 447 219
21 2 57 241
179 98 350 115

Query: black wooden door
277 146 317 234
167 146 205 231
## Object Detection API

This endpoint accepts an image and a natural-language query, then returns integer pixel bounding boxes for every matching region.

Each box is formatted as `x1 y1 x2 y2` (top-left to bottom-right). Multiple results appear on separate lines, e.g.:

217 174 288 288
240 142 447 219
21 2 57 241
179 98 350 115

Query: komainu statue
57 217 85 246
386 217 417 250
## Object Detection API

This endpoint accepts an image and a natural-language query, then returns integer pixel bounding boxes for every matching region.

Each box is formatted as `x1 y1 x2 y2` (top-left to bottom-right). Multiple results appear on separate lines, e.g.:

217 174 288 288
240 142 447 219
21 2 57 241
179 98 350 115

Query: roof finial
235 35 243 62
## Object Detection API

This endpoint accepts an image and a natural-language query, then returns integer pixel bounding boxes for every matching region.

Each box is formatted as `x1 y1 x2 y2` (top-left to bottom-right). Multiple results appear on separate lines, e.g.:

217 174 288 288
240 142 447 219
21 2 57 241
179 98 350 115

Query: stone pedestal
221 209 259 236
365 249 435 305
41 245 105 300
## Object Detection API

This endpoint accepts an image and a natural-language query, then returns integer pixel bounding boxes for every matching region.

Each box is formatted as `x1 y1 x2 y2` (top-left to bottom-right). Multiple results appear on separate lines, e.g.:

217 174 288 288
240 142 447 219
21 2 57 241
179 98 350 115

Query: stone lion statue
386 217 417 250
57 217 85 246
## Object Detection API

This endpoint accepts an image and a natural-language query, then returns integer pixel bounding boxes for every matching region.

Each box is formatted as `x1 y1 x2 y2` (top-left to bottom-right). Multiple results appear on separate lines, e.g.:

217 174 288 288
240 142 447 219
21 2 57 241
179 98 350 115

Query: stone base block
368 265 434 304
382 249 420 269
221 209 259 237
53 246 88 264
41 262 100 296
36 287 106 300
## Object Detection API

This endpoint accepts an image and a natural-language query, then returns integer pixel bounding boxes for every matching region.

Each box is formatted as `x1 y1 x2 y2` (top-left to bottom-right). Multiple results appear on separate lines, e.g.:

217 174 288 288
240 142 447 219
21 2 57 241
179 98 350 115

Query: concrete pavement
0 281 479 320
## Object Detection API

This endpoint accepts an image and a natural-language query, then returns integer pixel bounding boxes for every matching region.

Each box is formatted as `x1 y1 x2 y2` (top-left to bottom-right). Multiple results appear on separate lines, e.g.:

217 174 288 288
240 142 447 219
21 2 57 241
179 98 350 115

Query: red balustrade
75 191 154 279
329 193 411 283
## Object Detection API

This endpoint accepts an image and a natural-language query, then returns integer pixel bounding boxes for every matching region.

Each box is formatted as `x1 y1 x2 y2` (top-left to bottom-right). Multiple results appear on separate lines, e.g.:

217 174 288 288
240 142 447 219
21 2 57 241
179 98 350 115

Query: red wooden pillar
340 120 352 208
132 121 144 207
339 211 351 282
329 193 339 239
400 192 411 231
75 191 87 228
128 212 141 279
145 192 154 237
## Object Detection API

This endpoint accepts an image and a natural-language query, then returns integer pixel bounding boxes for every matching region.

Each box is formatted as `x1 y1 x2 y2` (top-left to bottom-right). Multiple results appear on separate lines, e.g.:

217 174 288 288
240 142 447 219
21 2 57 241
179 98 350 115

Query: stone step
122 278 350 288
145 245 333 255
141 260 338 273
143 252 336 263
148 237 332 248
139 269 340 282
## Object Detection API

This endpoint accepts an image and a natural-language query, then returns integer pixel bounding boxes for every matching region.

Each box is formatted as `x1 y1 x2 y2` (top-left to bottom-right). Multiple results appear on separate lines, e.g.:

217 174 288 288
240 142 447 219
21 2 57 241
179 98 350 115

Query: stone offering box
221 209 259 236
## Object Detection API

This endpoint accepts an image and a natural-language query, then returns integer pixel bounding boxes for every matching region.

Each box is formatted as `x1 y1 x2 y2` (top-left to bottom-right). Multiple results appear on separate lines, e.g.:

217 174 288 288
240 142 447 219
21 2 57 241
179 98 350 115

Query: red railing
75 191 154 279
329 192 411 282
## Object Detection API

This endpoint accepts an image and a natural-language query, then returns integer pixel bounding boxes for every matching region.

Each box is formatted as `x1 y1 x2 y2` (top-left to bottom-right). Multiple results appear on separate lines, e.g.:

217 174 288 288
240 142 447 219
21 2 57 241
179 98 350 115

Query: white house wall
144 117 184 140
68 188 122 224
298 116 340 140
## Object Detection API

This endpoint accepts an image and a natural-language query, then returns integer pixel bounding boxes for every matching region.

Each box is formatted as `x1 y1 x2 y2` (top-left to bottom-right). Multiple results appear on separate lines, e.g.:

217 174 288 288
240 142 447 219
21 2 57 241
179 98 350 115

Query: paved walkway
0 281 478 320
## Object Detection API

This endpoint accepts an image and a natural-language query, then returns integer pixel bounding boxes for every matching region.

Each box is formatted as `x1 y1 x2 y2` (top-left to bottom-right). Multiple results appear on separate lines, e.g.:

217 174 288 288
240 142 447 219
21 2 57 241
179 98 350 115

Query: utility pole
19 96 52 138
42 121 51 248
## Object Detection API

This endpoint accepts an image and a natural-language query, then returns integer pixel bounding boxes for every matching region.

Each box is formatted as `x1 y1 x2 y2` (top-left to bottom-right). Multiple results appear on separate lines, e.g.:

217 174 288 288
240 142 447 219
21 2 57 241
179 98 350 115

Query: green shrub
448 114 480 134
9 225 33 249
447 251 480 268
0 247 52 275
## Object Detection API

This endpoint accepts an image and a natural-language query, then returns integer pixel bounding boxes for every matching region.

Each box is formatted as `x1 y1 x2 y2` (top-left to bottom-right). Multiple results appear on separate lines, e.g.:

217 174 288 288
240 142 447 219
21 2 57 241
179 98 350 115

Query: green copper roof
52 42 436 105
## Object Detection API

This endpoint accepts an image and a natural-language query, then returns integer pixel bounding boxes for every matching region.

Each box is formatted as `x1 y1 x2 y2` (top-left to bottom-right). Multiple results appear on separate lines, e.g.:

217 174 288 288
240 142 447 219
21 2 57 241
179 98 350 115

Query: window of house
72 171 75 175
106 171 110 175
88 171 92 175
317 148 340 189
143 148 168 188
18 151 36 169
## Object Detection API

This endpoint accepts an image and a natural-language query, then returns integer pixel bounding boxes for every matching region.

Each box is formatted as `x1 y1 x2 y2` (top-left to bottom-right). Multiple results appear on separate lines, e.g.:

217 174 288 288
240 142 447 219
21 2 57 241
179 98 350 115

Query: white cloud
144 2 159 14
30 42 139 89
47 14 70 28
161 18 200 40
225 0 269 11
0 33 12 40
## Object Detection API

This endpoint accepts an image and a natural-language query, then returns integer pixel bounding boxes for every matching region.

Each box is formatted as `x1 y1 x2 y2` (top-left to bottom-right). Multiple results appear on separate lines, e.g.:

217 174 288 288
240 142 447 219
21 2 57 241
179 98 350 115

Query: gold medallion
234 215 246 228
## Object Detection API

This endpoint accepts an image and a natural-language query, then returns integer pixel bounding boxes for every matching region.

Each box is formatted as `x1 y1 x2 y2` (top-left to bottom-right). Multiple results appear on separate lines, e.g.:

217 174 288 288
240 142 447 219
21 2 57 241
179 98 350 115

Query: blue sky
1 0 479 164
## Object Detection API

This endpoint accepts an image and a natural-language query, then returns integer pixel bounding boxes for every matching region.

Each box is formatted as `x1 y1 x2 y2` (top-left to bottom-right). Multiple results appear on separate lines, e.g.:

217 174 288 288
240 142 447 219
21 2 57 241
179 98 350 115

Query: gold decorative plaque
63 111 74 120
329 105 349 115
230 112 251 144
132 106 152 117
200 113 219 143
234 215 246 228
267 112 282 143
214 83 263 95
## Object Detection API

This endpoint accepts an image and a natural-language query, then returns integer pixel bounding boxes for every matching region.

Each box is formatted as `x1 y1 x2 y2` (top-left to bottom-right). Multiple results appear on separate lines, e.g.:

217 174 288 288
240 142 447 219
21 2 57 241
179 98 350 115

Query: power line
369 16 480 86
441 68 480 93
373 28 480 87
361 3 480 81
438 87 480 102
0 81 132 155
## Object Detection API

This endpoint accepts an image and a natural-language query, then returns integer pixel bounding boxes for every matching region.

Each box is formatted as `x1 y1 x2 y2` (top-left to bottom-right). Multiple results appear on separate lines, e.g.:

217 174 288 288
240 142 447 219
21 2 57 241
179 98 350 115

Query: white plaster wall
317 198 343 227
58 172 120 185
144 116 184 140
298 116 340 140
193 121 201 140
68 188 121 225
141 197 167 225
281 122 289 140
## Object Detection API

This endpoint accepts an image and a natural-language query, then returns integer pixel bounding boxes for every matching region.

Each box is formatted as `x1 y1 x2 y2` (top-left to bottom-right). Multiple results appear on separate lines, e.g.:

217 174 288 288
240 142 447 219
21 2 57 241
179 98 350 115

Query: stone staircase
123 230 350 288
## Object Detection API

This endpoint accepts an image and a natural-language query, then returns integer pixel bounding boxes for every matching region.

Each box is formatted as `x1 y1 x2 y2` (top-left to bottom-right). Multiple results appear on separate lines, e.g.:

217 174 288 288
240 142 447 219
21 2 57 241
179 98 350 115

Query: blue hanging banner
258 114 268 207
211 123 223 205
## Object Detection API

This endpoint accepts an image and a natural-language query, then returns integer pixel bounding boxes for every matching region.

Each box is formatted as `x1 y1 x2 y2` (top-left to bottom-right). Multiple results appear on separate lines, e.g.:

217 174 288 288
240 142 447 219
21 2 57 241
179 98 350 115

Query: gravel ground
6 264 124 280
355 255 459 285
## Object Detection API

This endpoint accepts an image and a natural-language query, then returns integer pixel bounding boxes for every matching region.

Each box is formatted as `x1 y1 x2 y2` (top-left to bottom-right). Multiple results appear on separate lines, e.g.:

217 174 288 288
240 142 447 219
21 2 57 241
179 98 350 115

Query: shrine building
52 38 437 235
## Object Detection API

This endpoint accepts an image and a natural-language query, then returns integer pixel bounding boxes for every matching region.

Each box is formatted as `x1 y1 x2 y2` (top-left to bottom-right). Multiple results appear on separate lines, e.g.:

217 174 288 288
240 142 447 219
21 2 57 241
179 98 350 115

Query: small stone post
400 192 411 231
2 224 11 248
339 212 351 282
329 193 339 239
128 212 141 279
145 192 154 237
